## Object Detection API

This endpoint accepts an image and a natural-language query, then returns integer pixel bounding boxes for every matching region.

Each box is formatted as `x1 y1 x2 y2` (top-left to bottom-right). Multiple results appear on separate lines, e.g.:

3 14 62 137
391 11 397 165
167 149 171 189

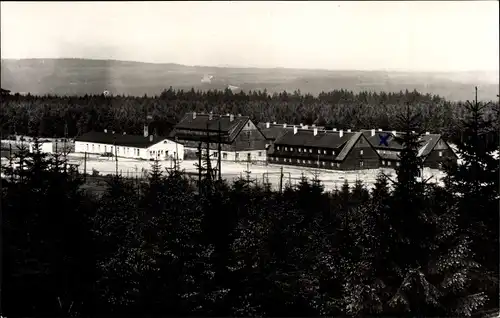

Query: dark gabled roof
75 131 170 148
173 113 249 142
335 132 364 161
275 129 356 149
257 123 292 140
361 130 404 150
417 134 442 157
1 88 11 94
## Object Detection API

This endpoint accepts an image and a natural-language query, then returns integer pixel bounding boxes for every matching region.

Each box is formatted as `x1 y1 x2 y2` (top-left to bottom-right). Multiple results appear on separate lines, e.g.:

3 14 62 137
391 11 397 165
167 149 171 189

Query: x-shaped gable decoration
378 133 391 147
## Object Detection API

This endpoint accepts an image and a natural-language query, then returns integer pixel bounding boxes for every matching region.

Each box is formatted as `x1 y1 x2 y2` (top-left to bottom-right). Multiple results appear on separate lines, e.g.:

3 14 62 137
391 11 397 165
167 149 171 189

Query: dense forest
1 88 499 144
1 96 498 317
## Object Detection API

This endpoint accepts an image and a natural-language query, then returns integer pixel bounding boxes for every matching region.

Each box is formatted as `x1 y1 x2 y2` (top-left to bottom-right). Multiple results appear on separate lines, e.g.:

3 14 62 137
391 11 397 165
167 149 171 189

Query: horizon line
2 57 499 74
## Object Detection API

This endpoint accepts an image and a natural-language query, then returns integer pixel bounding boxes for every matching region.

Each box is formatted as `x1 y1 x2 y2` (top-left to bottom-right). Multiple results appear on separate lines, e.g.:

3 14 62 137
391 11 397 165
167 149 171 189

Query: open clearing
66 153 446 191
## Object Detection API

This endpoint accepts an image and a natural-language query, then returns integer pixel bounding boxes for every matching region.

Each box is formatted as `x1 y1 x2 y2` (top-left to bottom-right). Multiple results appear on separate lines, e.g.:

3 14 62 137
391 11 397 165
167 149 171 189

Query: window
236 153 239 159
359 138 363 144
98 145 101 151
318 149 321 154
111 146 114 153
332 150 335 155
104 145 107 152
277 146 280 151
336 163 340 168
213 152 218 158
307 160 311 164
298 148 301 152
382 160 386 166
322 161 325 166
258 152 262 157
86 144 89 151
290 147 294 151
309 149 312 153
360 160 364 167
396 162 400 167
223 153 227 159
331 162 334 166
323 150 327 154
247 122 250 127
117 147 120 153
360 150 364 155
285 147 288 151
92 144 95 151
439 151 443 157
388 161 391 166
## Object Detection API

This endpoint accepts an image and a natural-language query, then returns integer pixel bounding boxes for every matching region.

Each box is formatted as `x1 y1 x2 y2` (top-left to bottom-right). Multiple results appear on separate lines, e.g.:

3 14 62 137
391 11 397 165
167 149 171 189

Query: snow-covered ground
62 153 446 191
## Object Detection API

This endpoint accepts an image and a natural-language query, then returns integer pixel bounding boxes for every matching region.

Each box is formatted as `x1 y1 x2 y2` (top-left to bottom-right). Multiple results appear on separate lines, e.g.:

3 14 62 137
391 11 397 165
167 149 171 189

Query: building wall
184 147 266 162
339 136 380 170
231 120 268 151
146 139 185 161
423 146 457 169
75 140 184 160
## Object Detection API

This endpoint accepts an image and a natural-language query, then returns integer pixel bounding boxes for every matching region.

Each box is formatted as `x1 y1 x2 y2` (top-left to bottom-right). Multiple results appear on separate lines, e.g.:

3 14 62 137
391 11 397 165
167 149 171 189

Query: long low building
269 127 379 170
75 127 184 161
269 126 458 171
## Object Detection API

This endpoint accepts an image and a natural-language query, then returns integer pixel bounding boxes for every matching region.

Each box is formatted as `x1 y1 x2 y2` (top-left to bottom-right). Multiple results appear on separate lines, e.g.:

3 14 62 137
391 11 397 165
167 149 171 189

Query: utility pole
198 141 202 192
63 122 68 174
218 119 222 181
114 139 118 176
83 151 87 181
279 166 283 194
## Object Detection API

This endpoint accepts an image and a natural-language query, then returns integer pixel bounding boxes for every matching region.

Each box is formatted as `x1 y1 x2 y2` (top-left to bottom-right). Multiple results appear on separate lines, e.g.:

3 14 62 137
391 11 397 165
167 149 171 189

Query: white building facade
74 133 184 161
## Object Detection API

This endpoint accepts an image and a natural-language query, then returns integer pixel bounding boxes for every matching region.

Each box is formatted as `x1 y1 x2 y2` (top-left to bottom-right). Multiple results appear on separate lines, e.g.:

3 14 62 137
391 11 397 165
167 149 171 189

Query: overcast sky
1 1 498 72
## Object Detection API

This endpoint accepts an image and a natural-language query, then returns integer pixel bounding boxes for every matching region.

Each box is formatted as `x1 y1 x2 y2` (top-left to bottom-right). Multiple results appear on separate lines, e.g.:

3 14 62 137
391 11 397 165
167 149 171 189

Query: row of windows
270 157 343 167
381 160 400 167
276 146 365 156
86 143 141 156
199 151 263 159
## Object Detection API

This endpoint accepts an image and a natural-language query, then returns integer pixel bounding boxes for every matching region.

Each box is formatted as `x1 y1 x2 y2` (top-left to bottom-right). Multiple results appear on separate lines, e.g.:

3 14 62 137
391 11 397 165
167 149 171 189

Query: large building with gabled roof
361 129 458 169
268 126 380 170
170 112 268 161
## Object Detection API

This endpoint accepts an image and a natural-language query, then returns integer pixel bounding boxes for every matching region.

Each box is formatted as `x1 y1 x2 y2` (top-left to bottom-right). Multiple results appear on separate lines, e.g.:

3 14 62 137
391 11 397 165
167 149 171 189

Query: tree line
1 94 498 316
1 88 498 144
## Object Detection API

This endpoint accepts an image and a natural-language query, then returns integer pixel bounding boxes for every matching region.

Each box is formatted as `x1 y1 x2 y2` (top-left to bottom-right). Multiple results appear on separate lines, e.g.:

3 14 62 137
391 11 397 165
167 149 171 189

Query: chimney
209 111 213 120
293 125 298 135
283 123 287 128
392 130 397 136
378 128 382 132
192 112 197 119
230 114 234 122
266 122 270 128
143 124 148 138
339 130 344 138
371 129 375 136
104 129 107 133
313 128 318 136
333 128 337 132
149 135 153 142
347 129 351 132
425 131 430 135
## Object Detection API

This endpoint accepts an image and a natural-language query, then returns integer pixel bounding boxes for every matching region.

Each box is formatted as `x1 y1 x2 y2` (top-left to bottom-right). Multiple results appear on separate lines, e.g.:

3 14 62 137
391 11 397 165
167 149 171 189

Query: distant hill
1 58 498 101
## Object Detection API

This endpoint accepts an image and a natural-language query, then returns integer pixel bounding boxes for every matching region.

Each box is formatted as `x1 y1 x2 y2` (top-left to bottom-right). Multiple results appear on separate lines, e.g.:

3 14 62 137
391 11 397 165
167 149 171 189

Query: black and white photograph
0 1 499 317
